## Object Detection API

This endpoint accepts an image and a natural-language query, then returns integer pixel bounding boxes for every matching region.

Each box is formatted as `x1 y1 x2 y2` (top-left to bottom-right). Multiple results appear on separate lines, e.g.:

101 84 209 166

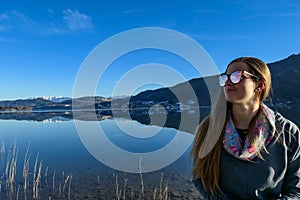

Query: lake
0 106 299 200
0 110 202 200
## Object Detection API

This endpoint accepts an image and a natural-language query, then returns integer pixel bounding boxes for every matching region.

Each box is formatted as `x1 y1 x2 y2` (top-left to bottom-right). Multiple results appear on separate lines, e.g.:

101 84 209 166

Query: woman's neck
231 103 260 129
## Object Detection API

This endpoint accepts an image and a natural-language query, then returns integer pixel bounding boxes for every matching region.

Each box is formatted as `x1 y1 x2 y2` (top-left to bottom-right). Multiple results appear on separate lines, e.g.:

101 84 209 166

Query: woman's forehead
226 62 249 73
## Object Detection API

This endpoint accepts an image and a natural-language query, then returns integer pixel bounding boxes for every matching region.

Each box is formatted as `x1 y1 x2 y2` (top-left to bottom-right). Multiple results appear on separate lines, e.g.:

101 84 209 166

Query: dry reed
0 138 73 200
0 138 172 200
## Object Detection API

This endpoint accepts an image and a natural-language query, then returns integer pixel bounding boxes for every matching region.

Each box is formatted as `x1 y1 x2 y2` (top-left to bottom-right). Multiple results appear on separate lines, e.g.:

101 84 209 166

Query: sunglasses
219 70 260 87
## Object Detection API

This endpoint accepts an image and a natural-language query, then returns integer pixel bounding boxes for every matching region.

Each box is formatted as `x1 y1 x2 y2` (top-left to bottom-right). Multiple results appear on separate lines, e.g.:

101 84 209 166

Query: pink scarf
222 104 275 160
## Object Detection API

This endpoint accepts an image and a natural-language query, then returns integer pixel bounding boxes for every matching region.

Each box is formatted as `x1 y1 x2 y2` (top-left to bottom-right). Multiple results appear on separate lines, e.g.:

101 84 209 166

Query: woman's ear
255 80 266 92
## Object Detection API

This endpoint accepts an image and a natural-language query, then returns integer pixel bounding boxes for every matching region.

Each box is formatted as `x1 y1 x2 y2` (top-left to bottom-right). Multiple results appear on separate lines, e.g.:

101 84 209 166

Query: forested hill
129 53 300 106
268 54 300 103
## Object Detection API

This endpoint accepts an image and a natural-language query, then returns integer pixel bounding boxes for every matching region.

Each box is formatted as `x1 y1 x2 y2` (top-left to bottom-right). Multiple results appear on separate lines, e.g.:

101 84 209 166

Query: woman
190 57 300 199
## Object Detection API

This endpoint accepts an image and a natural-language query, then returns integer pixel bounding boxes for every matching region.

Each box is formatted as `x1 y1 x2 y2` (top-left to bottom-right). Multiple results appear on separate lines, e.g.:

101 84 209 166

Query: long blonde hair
190 57 272 195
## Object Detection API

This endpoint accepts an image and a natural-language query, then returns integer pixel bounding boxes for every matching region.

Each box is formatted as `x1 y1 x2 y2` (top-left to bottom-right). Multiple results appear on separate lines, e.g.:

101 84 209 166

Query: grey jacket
194 110 300 200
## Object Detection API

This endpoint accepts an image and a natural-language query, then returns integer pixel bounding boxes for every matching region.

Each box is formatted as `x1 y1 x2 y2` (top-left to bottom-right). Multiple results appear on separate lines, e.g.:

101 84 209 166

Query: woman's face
224 61 259 105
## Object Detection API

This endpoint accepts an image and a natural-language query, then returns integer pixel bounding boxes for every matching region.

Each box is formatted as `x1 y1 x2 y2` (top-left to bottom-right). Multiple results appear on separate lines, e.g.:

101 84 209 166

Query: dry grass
0 138 171 200
0 138 73 200
114 157 170 200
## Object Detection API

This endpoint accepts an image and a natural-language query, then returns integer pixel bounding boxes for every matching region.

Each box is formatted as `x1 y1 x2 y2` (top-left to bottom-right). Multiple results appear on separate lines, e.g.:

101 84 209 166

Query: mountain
268 54 300 104
125 75 218 107
28 96 72 103
0 96 111 111
0 53 299 111
69 96 111 109
127 53 300 107
0 98 54 107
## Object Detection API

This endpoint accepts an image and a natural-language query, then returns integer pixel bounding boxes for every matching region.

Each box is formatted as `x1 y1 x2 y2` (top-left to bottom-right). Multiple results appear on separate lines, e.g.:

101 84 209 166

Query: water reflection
0 107 211 133
0 106 299 199
2 106 299 130
0 110 200 199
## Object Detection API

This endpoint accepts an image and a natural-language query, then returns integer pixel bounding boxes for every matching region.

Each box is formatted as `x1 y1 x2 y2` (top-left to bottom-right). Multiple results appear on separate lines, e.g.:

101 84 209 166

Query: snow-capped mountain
30 96 72 103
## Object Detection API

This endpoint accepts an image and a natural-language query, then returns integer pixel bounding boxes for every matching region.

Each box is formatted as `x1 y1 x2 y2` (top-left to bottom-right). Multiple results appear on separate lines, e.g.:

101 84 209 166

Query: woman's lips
225 88 236 92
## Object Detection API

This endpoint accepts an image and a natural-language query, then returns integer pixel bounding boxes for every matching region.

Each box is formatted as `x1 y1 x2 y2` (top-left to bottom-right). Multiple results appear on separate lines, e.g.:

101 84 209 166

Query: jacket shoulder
274 111 299 134
274 111 300 157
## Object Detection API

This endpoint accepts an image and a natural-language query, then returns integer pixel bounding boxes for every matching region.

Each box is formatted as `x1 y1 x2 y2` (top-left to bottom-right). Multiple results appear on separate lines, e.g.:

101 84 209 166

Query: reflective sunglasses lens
230 71 243 84
219 75 227 86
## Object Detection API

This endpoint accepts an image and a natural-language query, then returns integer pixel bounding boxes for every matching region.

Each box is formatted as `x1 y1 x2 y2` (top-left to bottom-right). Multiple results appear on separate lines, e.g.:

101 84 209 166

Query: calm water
0 106 299 200
0 112 200 199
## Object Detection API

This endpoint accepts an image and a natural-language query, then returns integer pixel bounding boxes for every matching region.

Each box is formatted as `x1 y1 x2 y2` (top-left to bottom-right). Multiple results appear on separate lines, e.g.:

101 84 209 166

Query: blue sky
0 0 300 100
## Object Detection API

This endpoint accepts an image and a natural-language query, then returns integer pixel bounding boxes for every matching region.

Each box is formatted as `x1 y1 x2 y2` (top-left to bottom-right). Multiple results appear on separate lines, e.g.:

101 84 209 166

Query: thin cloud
0 10 33 31
240 2 300 19
195 9 219 15
121 9 141 14
62 9 94 32
242 11 300 19
188 33 217 40
276 12 300 17
0 9 95 36
189 33 254 41
241 13 269 19
0 10 32 24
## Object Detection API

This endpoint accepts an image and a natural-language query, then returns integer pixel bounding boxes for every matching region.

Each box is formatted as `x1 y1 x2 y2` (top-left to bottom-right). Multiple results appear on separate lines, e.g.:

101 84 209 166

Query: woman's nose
225 77 233 86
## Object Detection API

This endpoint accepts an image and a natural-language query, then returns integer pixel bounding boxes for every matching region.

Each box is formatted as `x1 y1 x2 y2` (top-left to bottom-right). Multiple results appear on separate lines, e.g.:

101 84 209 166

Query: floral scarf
222 104 275 160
